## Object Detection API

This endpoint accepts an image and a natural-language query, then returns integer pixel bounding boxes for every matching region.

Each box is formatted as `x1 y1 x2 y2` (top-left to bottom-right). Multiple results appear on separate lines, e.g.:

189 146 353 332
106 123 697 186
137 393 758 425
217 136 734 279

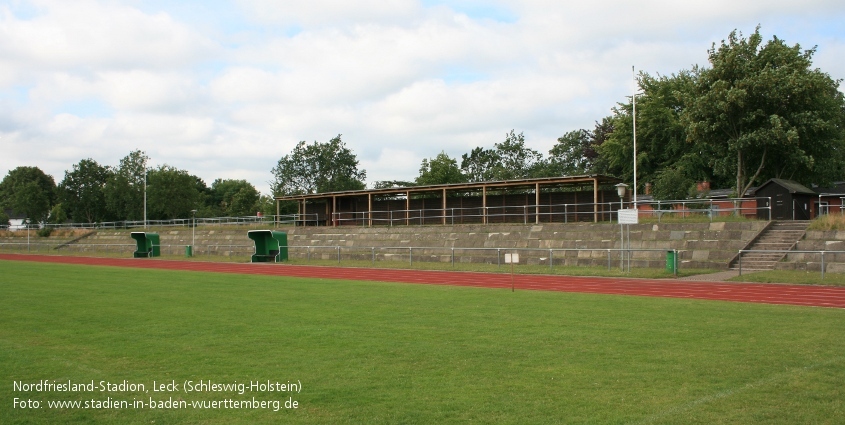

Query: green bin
131 232 160 258
666 250 677 274
186 245 193 257
248 230 288 263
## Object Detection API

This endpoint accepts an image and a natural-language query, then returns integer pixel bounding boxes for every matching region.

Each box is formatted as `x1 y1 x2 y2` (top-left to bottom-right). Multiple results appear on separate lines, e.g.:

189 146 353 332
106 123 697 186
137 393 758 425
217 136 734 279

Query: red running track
3 253 845 309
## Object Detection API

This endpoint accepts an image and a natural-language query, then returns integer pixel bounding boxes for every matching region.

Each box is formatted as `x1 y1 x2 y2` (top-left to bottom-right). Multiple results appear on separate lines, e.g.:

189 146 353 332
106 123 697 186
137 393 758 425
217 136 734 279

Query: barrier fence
333 197 772 226
4 197 772 230
737 249 845 279
0 241 678 274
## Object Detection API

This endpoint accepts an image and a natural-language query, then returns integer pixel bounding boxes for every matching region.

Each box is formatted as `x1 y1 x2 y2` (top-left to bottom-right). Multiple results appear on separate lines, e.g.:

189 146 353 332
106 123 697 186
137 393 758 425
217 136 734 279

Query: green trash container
248 230 288 263
131 232 160 258
186 245 193 257
666 250 677 274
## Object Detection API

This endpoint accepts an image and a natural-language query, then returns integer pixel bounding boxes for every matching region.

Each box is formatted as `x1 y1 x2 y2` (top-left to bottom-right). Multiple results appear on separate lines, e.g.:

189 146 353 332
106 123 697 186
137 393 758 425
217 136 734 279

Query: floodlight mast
632 66 637 207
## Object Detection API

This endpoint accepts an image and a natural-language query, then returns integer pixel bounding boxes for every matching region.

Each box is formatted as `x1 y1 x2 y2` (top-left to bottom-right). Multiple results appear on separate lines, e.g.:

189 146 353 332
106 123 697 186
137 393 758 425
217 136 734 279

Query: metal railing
736 249 845 279
2 197 772 230
0 241 678 274
331 197 772 226
9 214 319 231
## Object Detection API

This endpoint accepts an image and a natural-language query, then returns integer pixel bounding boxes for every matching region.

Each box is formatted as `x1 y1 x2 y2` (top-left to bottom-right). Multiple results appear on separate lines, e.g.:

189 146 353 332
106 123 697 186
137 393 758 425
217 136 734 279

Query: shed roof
275 174 622 202
753 178 816 195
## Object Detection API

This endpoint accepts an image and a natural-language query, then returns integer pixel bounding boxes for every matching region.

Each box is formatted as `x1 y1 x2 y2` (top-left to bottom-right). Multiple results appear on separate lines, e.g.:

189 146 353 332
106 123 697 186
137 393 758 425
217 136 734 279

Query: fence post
372 247 375 266
738 250 742 276
607 249 611 270
337 246 340 264
768 197 772 221
821 251 825 280
451 247 455 267
549 249 553 271
673 249 678 277
409 247 413 267
497 248 501 267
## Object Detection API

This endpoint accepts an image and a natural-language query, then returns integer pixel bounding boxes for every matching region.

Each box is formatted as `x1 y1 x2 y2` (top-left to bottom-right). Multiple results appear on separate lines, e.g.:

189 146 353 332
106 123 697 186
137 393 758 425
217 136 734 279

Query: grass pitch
1 260 843 424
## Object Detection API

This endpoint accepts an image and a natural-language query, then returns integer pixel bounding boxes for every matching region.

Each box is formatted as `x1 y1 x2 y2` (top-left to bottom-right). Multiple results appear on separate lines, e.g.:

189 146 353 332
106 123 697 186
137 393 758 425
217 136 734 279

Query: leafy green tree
104 150 149 221
495 130 546 179
548 118 615 177
0 166 56 223
684 26 845 197
372 180 417 189
58 159 112 223
461 130 546 182
48 203 68 225
271 135 366 195
651 167 696 200
0 210 9 227
209 179 260 216
598 71 714 195
146 165 202 220
416 151 467 186
548 129 592 176
16 181 51 226
460 146 500 182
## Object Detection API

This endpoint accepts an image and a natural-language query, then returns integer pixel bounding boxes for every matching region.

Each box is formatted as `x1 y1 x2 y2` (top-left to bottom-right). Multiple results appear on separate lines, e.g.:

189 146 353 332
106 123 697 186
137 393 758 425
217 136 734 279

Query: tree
104 150 149 221
209 179 260 216
548 129 592 176
597 71 713 195
372 180 416 189
460 146 500 182
271 135 367 195
58 159 112 223
461 130 546 182
146 165 202 220
684 26 845 197
494 130 546 180
416 151 467 186
0 166 56 223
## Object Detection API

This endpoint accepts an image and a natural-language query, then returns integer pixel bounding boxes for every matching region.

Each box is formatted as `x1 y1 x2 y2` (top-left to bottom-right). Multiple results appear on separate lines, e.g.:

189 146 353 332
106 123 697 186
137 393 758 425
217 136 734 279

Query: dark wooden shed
753 178 816 220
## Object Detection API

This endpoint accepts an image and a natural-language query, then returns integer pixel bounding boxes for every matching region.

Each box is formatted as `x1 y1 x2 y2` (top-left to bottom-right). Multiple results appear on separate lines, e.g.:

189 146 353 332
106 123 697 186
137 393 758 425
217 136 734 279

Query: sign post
505 253 519 292
618 209 638 271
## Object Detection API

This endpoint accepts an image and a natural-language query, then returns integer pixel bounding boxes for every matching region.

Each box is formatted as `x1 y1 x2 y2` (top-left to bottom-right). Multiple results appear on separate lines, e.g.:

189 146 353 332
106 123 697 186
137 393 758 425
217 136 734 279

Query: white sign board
504 253 519 264
618 208 639 224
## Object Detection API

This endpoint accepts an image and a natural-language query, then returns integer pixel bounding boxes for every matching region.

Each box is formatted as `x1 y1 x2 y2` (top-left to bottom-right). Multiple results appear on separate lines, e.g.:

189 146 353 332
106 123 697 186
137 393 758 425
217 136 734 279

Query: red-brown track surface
4 253 845 309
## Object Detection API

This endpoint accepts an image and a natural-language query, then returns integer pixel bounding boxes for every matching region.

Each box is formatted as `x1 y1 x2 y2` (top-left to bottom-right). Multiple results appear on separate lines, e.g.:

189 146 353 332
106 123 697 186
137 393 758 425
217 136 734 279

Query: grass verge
729 269 845 286
1 260 843 424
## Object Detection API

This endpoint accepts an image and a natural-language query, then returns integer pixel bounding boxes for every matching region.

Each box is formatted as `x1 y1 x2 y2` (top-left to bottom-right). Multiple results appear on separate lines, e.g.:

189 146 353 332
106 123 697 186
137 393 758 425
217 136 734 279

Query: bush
37 227 53 237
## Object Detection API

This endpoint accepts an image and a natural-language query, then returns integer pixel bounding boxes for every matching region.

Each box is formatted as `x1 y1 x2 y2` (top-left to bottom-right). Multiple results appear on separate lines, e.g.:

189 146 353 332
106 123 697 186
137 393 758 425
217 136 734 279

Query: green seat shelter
248 230 288 263
131 232 160 258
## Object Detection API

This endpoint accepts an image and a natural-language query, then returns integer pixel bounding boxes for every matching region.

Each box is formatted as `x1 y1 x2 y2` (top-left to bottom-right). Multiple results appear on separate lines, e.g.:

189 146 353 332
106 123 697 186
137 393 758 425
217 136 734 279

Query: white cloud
1 0 844 197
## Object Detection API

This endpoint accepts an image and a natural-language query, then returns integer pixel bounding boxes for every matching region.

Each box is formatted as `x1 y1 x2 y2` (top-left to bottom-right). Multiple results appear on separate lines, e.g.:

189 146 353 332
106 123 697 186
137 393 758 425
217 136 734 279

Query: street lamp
615 183 628 271
615 183 628 211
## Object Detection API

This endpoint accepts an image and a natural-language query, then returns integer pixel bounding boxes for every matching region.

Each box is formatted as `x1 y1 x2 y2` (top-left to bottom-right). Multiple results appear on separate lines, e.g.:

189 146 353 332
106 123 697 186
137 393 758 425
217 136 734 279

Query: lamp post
616 183 628 270
143 164 148 230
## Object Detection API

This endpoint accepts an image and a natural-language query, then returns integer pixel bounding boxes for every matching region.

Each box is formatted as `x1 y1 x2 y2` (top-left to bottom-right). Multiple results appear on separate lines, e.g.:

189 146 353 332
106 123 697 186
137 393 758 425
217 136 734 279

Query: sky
1 0 844 196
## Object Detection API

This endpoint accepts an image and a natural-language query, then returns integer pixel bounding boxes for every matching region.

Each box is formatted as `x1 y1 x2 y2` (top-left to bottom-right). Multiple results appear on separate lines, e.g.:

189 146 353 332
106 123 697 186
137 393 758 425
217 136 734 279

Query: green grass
730 269 845 286
2 260 843 424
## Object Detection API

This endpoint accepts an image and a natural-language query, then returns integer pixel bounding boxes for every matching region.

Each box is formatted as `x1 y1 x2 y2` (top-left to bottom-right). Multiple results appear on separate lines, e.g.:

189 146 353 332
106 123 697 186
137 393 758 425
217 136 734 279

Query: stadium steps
730 221 810 271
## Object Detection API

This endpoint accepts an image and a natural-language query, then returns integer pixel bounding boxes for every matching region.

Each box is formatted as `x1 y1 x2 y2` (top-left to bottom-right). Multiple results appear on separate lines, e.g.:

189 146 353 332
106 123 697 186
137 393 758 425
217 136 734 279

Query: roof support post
442 188 447 225
483 186 488 224
332 196 336 227
368 193 373 227
535 183 540 224
405 191 410 226
593 178 599 223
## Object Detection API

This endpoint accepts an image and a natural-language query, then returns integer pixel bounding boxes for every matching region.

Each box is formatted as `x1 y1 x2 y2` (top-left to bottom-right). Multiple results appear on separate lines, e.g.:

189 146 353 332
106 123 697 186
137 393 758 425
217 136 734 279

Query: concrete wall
780 230 845 272
15 221 768 270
